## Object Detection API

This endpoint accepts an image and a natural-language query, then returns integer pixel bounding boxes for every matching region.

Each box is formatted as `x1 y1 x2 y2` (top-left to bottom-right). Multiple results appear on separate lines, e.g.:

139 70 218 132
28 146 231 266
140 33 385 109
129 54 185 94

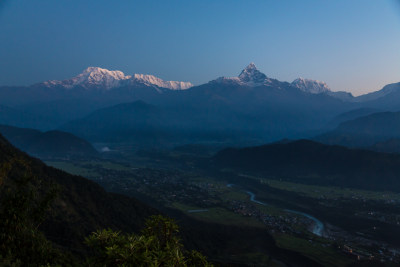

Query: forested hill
0 133 157 259
214 139 400 192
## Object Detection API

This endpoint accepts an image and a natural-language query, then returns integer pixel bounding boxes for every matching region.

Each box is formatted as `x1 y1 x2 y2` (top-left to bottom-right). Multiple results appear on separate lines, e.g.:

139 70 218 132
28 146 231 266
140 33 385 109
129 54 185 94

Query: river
227 184 324 236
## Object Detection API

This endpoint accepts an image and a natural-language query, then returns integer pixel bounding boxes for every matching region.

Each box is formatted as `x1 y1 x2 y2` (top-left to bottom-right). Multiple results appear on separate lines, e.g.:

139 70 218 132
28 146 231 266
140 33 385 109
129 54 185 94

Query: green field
274 233 353 267
240 174 400 201
171 202 265 228
45 161 98 177
45 160 132 176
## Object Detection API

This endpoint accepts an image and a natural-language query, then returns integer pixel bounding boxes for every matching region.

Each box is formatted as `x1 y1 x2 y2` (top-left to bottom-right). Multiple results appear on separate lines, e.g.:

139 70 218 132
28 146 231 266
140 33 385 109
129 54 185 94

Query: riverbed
227 183 324 236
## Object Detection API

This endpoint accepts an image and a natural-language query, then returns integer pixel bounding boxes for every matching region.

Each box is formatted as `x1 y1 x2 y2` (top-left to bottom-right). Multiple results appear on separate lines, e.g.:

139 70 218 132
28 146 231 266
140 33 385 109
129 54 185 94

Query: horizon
0 0 400 96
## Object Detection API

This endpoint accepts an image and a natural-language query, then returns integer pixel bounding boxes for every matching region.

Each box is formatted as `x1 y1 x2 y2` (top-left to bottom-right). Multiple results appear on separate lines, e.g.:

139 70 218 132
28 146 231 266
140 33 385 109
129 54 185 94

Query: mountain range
2 63 398 106
1 63 400 147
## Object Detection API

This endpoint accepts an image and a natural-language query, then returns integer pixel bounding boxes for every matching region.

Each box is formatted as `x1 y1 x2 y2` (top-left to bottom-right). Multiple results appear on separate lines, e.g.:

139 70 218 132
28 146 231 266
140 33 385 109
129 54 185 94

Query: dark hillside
214 139 400 191
0 133 156 254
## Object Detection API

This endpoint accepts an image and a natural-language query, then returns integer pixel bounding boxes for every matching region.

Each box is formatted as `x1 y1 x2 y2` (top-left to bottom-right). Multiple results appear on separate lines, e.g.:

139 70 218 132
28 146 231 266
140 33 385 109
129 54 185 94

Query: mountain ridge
41 66 193 90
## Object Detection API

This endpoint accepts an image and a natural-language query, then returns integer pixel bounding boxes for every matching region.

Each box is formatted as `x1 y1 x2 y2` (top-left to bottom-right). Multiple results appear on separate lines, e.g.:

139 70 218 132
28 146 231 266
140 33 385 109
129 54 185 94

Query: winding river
228 184 324 236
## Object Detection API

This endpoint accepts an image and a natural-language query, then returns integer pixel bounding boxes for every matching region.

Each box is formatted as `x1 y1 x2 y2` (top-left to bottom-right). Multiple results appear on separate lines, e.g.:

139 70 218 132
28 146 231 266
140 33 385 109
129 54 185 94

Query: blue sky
0 0 399 95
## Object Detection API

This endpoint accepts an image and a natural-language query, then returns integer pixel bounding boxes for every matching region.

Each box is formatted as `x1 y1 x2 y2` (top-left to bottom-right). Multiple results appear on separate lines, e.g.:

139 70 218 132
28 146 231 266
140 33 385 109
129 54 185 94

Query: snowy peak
238 63 269 85
213 63 272 87
43 67 130 89
42 67 193 90
81 67 127 80
71 67 129 89
242 62 257 71
132 74 193 90
291 78 331 94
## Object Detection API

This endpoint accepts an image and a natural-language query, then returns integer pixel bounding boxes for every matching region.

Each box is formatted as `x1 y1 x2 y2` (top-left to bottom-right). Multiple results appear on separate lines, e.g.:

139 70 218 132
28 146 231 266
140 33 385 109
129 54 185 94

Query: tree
85 215 213 266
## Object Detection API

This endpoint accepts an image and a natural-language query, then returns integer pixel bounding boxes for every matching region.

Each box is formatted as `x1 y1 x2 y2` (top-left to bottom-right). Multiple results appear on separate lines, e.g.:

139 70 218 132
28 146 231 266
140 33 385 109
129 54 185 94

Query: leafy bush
85 215 213 266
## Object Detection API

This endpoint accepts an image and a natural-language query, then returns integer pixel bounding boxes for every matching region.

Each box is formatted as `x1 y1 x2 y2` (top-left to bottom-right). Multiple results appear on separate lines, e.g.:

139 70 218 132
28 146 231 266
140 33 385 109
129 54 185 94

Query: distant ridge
0 125 98 159
315 111 400 148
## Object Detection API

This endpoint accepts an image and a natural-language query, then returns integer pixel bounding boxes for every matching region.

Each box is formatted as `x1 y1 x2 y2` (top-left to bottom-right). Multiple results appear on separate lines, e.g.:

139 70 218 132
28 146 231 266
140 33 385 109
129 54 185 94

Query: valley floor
46 147 400 266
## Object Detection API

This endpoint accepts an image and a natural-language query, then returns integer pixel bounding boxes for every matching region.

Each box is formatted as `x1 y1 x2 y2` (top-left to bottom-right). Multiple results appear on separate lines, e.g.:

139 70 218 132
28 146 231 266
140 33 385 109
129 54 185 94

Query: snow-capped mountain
212 64 355 101
130 74 193 90
42 67 193 90
354 82 400 102
238 63 273 86
291 78 330 94
291 77 354 101
214 63 273 86
43 67 129 89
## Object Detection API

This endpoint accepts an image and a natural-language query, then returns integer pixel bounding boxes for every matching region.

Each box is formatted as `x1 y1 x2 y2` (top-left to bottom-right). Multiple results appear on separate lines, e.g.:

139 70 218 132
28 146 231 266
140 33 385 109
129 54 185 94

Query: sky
0 0 399 96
